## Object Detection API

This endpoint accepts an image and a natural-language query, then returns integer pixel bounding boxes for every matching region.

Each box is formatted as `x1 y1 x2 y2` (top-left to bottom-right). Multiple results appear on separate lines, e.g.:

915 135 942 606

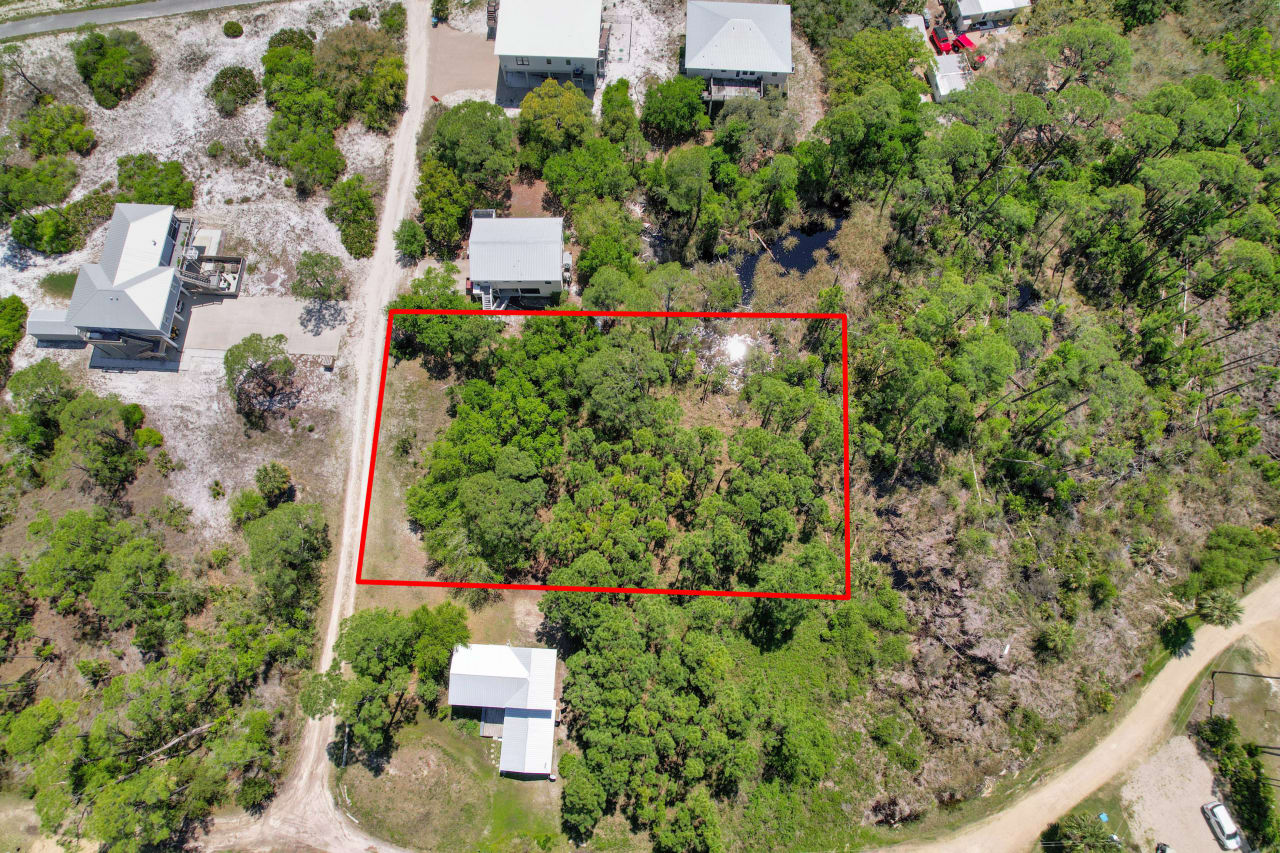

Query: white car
1201 800 1243 850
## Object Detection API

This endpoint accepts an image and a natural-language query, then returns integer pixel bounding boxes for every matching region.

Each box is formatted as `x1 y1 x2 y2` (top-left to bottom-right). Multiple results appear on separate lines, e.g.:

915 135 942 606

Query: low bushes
207 65 260 117
70 29 155 109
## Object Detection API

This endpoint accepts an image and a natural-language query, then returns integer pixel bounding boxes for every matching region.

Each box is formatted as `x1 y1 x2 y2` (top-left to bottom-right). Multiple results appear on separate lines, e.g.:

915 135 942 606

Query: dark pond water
736 223 843 304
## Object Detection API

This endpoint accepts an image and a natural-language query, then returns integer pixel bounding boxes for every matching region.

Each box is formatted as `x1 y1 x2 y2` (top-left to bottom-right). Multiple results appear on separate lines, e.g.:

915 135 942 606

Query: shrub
394 218 426 260
70 29 155 109
268 28 314 51
640 76 709 144
348 5 371 20
223 20 244 38
230 489 269 526
254 461 293 507
207 65 260 117
313 23 406 131
11 209 78 254
0 296 27 380
133 427 163 448
325 174 377 258
10 100 96 157
75 659 110 685
292 251 349 300
380 2 407 36
431 0 448 20
116 154 195 208
1034 620 1074 661
1182 524 1277 599
237 776 275 811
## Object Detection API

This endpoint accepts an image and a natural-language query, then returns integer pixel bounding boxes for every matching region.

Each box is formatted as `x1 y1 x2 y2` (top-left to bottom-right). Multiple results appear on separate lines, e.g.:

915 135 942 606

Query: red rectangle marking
355 308 852 601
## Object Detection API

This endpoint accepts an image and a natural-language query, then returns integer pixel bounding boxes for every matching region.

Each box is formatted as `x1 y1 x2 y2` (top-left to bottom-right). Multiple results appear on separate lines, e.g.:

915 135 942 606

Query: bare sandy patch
1121 736 1219 853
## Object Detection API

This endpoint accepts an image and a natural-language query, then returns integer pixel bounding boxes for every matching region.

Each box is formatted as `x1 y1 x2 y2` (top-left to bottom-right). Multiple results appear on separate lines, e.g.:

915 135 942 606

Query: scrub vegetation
0 361 332 851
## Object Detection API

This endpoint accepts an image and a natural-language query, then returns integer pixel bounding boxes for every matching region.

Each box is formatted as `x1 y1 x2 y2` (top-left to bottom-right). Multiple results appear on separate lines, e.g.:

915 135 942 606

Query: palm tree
1196 589 1244 627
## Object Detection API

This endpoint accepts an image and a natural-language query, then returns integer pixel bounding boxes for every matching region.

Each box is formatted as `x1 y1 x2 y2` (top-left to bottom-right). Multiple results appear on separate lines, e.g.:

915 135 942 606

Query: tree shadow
298 300 348 336
1160 616 1196 658
1 241 32 272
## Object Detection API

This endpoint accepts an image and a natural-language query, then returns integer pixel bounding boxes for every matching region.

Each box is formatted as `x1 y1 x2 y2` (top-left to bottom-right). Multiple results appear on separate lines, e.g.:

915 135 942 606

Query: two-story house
493 0 606 91
684 1 793 100
27 203 244 368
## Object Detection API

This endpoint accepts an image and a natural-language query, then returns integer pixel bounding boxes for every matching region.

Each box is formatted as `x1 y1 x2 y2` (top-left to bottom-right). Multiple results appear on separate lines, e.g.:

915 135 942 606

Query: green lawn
338 713 566 852
38 271 77 300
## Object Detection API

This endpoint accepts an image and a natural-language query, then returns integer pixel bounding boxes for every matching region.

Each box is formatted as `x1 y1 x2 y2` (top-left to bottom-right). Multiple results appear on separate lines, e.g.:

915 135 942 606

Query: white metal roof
469 217 564 284
498 708 555 774
685 1 792 75
26 309 80 338
899 13 928 39
64 204 180 334
929 53 971 100
448 644 557 711
493 0 603 60
954 0 1030 16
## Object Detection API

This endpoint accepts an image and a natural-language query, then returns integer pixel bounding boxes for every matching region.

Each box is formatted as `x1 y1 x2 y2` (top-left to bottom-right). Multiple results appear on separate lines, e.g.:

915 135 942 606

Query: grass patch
338 714 566 851
39 271 77 300
1038 776 1138 852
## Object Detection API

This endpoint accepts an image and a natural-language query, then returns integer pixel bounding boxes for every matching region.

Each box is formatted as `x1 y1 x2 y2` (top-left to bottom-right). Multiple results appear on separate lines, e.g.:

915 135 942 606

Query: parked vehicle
930 26 952 53
1201 801 1243 850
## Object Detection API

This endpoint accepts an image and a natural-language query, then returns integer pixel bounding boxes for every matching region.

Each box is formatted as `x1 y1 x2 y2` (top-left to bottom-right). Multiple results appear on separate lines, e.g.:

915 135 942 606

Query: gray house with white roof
448 644 558 777
493 0 606 90
467 214 567 309
27 203 244 368
684 1 793 100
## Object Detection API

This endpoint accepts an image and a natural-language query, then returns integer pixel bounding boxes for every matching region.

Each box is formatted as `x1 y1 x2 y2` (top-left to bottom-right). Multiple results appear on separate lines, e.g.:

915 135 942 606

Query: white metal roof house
27 203 244 369
948 0 1030 31
493 0 606 90
467 214 566 309
684 1 793 100
448 644 558 777
928 52 972 101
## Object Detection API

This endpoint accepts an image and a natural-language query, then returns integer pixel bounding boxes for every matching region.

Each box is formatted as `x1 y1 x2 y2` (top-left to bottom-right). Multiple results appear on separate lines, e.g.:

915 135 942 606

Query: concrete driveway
184 296 346 357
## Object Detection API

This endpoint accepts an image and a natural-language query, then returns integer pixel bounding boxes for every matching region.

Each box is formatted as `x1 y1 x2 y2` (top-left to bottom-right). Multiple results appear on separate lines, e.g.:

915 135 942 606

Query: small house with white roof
467 213 567 309
684 1 793 100
928 52 972 101
448 643 558 777
493 0 606 90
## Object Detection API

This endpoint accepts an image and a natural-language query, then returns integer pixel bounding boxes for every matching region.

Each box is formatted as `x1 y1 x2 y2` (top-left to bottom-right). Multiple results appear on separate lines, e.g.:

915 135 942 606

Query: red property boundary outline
355 309 852 601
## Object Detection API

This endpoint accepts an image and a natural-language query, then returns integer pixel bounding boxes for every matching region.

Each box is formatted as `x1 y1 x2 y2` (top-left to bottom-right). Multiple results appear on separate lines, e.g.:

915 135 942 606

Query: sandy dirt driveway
201 3 433 849
1121 736 1220 853
890 575 1280 853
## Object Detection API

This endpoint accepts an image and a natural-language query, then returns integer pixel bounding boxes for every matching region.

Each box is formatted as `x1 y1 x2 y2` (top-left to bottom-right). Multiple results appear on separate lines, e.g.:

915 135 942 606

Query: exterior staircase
480 286 494 310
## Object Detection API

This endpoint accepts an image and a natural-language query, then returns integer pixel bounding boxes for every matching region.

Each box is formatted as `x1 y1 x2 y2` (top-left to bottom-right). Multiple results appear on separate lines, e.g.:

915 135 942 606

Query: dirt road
891 571 1280 853
201 2 429 851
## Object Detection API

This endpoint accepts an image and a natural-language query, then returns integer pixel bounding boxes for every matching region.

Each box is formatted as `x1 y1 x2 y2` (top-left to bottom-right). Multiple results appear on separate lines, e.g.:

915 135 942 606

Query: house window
546 58 552 65
516 56 529 65
566 59 571 65
519 287 541 295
